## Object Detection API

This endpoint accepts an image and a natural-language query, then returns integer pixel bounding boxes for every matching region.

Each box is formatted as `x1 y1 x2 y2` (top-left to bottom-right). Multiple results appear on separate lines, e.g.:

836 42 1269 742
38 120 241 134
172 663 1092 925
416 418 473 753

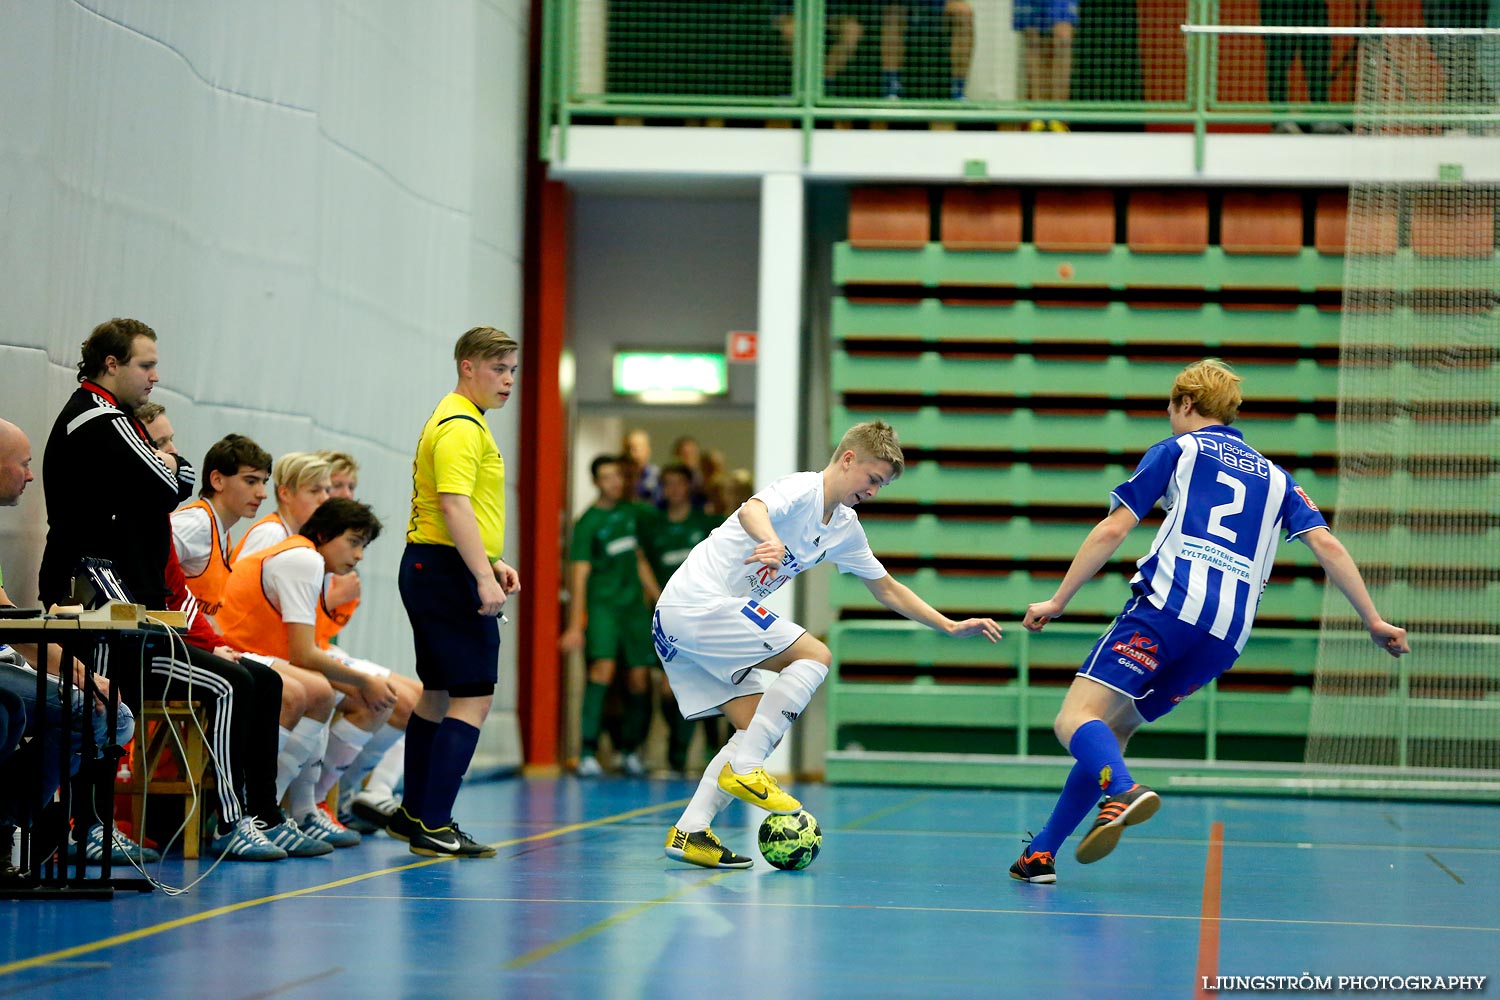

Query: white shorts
325 646 391 705
653 599 805 720
325 645 391 678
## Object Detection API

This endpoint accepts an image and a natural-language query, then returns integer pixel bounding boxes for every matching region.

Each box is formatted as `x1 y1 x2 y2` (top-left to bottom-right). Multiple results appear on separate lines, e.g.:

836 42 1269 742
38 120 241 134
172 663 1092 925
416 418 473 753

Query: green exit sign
613 351 727 400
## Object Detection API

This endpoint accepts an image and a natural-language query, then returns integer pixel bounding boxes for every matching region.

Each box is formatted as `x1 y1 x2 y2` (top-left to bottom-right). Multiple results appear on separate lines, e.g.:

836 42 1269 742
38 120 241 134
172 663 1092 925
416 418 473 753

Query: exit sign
727 331 757 362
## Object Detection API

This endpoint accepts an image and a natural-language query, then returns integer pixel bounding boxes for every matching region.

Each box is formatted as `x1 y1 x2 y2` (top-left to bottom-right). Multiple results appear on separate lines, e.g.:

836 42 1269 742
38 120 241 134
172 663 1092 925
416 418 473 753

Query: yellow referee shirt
407 393 506 559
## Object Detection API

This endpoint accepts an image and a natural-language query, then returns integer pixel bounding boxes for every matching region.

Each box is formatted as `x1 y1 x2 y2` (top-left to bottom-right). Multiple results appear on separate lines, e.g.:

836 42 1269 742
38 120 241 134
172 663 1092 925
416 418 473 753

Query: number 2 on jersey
1205 471 1245 543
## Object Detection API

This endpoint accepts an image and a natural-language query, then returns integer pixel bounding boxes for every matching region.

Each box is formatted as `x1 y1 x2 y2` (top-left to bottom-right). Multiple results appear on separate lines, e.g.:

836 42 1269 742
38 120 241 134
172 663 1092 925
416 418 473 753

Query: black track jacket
38 381 194 609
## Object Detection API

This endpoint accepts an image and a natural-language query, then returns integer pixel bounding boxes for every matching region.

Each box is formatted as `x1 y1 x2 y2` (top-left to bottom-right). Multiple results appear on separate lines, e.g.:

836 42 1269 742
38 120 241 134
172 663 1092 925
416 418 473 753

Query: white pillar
755 172 804 777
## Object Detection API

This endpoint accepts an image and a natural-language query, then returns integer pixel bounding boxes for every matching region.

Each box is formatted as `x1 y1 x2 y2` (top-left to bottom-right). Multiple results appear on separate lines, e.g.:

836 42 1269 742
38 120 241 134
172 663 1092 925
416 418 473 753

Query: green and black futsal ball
757 810 822 870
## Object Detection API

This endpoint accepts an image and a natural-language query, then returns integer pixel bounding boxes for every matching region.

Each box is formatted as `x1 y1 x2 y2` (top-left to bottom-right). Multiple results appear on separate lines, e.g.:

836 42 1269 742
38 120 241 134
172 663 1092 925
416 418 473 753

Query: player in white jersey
1010 360 1410 885
656 421 1003 868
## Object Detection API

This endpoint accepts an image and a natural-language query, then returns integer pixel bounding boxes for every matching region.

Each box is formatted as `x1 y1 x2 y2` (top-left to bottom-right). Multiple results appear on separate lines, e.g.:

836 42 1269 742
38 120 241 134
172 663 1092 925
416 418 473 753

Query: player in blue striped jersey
1010 360 1410 884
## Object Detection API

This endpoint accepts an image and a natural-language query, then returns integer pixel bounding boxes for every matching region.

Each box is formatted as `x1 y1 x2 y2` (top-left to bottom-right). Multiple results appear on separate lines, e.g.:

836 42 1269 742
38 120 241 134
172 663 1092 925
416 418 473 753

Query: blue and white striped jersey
1110 425 1327 651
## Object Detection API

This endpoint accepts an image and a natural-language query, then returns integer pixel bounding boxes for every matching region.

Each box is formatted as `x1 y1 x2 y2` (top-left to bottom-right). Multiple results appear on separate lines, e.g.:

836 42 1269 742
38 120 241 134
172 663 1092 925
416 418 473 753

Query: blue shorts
398 543 501 692
1013 0 1078 31
1077 596 1240 722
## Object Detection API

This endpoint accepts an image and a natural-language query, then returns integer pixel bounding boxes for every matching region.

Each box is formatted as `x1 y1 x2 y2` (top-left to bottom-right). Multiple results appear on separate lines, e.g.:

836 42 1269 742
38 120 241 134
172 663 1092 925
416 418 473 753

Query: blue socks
1030 761 1103 857
1069 719 1134 796
419 718 481 830
1029 721 1133 857
401 714 440 820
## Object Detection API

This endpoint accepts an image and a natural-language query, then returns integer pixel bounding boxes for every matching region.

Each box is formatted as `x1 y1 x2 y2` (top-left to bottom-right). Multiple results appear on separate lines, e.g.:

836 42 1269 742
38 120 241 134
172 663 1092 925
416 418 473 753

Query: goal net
1303 25 1500 794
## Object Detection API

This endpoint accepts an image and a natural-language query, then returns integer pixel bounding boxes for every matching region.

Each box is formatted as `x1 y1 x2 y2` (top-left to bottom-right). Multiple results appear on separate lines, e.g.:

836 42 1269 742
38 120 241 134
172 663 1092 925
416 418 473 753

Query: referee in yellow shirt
392 327 522 857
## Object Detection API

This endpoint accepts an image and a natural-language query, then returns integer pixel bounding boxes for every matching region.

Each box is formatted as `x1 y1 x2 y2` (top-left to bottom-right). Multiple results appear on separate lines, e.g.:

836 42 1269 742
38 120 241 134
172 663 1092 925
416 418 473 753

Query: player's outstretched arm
1023 505 1138 632
1301 527 1411 658
862 573 1002 642
737 499 786 569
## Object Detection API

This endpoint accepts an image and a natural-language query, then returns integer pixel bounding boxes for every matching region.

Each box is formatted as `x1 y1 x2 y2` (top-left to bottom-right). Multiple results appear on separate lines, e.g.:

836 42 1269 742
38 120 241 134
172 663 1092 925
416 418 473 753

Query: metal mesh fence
1207 1 1496 128
560 1 1203 111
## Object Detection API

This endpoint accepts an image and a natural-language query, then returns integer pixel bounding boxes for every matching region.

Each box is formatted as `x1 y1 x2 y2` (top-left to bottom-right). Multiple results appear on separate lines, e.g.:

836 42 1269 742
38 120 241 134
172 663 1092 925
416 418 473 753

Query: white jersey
658 471 886 606
170 504 226 577
236 518 291 561
261 546 324 626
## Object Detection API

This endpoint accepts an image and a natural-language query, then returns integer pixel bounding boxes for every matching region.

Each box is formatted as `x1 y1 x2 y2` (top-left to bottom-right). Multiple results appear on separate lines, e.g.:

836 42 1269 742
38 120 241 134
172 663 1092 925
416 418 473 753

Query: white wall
0 0 529 769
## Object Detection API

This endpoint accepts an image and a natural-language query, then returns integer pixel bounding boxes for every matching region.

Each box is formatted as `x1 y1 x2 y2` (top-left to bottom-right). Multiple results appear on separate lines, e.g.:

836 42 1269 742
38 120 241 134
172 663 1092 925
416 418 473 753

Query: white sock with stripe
675 731 740 833
730 659 827 774
337 725 403 808
287 722 330 819
362 734 406 800
315 717 377 799
275 717 323 801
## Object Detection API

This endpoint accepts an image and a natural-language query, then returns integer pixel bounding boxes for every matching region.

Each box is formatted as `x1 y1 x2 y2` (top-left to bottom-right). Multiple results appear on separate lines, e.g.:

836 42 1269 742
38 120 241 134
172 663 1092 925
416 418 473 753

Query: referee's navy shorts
398 542 501 691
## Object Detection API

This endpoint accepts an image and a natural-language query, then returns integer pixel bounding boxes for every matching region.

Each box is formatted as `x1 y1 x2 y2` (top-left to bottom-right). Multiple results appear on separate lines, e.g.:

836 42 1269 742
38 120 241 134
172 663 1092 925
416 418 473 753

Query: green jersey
570 502 650 610
644 507 719 588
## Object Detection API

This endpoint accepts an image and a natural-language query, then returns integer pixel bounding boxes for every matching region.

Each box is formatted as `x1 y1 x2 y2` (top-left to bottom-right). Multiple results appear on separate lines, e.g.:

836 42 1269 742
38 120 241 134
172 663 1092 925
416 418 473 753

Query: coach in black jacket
38 318 194 609
36 318 294 862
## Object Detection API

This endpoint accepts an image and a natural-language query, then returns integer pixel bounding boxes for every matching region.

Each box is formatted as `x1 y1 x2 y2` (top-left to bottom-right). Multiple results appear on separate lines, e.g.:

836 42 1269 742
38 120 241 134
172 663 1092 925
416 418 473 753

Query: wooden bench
124 700 213 859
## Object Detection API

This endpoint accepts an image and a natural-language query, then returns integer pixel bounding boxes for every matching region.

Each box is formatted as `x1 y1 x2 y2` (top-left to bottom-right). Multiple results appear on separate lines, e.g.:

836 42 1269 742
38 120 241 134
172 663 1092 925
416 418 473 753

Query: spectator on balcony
1261 0 1344 133
1015 1 1077 131
775 1 865 95
879 1 975 100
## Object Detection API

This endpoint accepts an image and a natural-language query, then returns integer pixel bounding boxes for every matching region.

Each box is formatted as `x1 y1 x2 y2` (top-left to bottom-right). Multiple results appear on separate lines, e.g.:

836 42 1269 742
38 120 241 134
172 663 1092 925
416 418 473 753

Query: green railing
541 1 1498 164
825 620 1500 800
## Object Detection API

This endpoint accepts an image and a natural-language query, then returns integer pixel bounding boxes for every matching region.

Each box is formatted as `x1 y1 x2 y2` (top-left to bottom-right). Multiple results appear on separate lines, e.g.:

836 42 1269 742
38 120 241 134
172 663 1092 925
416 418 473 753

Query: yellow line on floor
841 792 934 831
0 798 689 979
501 871 734 970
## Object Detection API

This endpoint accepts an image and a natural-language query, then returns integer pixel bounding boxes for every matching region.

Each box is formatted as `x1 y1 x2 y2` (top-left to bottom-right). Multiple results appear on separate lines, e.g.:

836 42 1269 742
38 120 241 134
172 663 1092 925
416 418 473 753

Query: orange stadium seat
1314 190 1350 254
1221 191 1303 254
1126 190 1208 253
1032 188 1114 252
939 187 1021 251
1411 191 1497 258
849 187 930 248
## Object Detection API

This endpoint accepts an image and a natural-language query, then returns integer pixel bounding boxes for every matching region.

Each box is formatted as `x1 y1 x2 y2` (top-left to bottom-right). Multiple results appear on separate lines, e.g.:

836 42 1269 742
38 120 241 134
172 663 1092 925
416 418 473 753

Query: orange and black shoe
1075 783 1160 864
1009 845 1057 884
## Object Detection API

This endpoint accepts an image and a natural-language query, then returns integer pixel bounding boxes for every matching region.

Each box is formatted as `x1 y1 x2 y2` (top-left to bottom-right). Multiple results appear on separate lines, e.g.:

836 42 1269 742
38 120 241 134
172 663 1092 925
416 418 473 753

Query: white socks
338 726 404 805
315 717 378 799
363 734 406 799
276 716 325 801
675 731 741 833
730 659 827 774
286 720 331 818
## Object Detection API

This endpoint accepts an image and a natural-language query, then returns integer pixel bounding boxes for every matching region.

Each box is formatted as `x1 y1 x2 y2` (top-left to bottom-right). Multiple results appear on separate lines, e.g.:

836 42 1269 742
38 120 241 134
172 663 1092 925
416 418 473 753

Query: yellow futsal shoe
664 826 753 869
717 763 802 814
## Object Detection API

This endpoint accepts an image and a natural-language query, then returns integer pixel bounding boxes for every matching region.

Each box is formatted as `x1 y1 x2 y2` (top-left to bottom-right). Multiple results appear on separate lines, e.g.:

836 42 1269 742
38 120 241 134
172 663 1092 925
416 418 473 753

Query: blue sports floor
1 779 1495 999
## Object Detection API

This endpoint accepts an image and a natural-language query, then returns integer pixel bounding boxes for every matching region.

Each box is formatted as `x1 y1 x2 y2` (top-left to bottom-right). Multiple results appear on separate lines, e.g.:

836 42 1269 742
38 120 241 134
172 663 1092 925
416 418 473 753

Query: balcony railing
540 1 1499 162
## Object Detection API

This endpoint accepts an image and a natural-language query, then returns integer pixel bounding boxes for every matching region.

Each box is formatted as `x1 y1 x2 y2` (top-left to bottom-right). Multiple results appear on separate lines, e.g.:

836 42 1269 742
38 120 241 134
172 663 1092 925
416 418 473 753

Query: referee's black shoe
410 821 497 858
384 805 420 843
